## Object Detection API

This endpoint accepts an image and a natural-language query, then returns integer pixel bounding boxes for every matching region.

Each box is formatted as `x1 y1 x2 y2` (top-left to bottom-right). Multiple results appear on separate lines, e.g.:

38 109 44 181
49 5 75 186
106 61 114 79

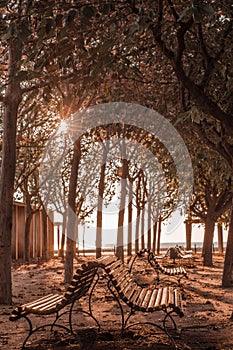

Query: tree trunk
135 206 140 253
116 141 127 262
0 40 22 304
127 181 133 256
141 208 145 250
222 204 233 287
147 199 152 250
217 222 224 254
58 212 67 258
42 206 48 260
152 221 157 253
156 217 162 255
24 209 33 263
57 225 61 253
96 142 109 258
64 139 81 284
186 221 192 251
202 209 216 267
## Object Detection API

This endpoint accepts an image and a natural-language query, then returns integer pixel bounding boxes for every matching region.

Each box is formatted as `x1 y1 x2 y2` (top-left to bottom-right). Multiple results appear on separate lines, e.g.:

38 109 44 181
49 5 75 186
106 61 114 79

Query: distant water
102 242 227 249
74 242 227 255
160 242 226 248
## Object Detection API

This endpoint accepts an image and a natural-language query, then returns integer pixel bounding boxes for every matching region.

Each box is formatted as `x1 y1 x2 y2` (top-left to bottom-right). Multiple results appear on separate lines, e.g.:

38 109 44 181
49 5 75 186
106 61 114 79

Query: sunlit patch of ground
0 254 233 349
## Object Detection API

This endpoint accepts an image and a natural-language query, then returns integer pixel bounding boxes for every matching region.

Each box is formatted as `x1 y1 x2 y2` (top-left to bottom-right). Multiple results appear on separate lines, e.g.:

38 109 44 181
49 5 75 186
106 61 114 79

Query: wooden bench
158 246 193 264
175 245 193 262
129 248 188 289
98 255 184 350
10 260 99 349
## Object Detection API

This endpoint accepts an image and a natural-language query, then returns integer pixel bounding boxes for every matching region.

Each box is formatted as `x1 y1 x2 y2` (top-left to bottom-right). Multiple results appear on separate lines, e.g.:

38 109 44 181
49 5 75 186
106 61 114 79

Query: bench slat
123 282 137 301
30 295 62 310
168 287 174 306
136 249 188 283
73 267 97 279
111 264 125 278
68 278 95 294
141 289 153 310
36 296 64 312
154 287 163 309
112 270 130 287
116 275 133 294
161 287 168 307
98 255 118 268
129 286 142 306
65 289 86 300
174 289 184 315
21 294 55 309
147 289 158 311
107 259 123 273
120 281 136 303
135 288 148 309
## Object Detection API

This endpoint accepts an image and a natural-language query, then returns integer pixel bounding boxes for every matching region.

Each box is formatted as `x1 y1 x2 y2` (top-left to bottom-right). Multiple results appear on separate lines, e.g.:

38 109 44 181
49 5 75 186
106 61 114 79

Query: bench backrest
128 249 187 278
98 255 184 316
64 261 98 303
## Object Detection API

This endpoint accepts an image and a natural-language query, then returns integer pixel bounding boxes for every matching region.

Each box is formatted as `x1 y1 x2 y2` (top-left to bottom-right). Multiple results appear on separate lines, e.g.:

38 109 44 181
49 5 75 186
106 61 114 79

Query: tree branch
167 0 179 21
173 64 233 135
193 122 232 166
176 18 194 64
197 23 215 88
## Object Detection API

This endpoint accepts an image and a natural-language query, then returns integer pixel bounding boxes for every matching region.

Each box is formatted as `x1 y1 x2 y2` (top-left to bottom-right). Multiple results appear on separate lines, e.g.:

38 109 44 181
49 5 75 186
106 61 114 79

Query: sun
57 120 68 134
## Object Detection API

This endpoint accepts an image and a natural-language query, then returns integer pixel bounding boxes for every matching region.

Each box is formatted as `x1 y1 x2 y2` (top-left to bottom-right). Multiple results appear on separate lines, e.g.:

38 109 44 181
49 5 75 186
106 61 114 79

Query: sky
54 208 228 250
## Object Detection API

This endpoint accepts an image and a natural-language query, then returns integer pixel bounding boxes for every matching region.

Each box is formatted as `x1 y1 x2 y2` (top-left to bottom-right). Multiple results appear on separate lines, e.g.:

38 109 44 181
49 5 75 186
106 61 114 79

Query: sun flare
57 120 68 134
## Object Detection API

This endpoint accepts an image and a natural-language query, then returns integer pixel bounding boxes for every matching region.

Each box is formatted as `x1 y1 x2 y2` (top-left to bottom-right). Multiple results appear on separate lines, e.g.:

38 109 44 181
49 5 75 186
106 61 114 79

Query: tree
0 0 126 301
189 144 232 266
1 0 232 301
0 33 22 303
126 0 233 285
0 0 73 303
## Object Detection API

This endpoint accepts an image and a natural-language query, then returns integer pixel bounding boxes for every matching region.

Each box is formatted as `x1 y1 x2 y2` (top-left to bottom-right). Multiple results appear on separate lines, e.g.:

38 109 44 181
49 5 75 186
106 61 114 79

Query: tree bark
147 199 152 250
156 217 162 255
116 138 127 262
174 65 233 135
42 205 48 260
64 139 81 284
96 142 109 258
127 181 133 256
135 206 140 253
186 221 192 251
202 209 216 267
152 221 157 253
58 212 67 258
0 40 22 304
116 157 127 262
217 222 224 254
222 204 233 287
141 208 145 250
24 208 33 263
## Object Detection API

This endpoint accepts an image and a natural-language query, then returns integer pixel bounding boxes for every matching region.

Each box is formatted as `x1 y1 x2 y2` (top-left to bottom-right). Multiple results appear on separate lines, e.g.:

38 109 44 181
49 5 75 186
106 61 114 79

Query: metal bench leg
107 279 125 334
88 273 101 330
163 310 177 331
21 315 72 349
68 275 100 333
123 308 135 330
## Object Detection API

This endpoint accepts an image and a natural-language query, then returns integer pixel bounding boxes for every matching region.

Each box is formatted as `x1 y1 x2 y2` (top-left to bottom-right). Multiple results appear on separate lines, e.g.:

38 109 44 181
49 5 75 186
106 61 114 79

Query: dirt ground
1 253 233 350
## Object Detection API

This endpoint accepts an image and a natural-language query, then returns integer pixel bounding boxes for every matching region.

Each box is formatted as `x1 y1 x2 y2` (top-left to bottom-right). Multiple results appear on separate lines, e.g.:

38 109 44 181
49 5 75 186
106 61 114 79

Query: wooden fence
12 201 54 260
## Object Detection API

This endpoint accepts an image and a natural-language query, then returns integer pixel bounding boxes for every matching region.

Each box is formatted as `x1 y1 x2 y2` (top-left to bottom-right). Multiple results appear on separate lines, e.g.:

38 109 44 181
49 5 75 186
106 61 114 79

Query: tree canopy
0 0 233 302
